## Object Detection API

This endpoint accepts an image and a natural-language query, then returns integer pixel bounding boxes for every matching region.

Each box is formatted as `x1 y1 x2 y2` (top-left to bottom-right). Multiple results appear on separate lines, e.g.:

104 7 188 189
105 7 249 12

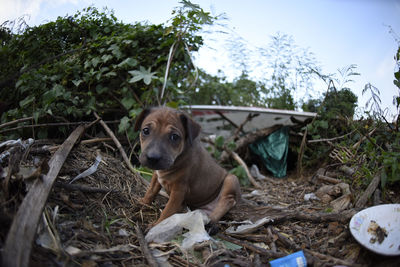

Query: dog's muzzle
139 147 174 170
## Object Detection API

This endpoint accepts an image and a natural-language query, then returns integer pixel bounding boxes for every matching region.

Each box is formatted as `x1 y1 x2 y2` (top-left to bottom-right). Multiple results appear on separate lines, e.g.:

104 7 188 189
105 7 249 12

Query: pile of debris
1 115 399 266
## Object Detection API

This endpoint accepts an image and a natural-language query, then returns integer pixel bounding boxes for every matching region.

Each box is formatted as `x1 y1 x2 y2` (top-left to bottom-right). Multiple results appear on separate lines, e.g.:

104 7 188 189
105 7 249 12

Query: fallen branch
202 137 261 188
355 170 382 209
2 125 86 267
230 151 262 189
230 113 259 141
316 174 341 184
304 249 362 267
308 129 356 143
93 113 168 199
135 225 159 267
54 182 116 194
0 120 119 134
235 124 282 153
297 127 307 177
216 111 243 134
0 116 33 129
94 113 145 184
217 233 286 259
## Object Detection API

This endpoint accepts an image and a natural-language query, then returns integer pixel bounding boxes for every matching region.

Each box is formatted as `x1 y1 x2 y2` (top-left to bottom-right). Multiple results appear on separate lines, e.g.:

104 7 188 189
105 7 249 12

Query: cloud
0 0 81 24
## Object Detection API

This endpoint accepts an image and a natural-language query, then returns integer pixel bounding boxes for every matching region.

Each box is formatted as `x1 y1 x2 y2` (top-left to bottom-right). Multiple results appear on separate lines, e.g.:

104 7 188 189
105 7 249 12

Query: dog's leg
154 187 185 225
208 174 240 223
141 172 162 205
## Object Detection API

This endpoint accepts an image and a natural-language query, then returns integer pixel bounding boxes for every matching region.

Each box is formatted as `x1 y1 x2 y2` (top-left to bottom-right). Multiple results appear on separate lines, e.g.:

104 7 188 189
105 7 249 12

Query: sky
1 0 400 119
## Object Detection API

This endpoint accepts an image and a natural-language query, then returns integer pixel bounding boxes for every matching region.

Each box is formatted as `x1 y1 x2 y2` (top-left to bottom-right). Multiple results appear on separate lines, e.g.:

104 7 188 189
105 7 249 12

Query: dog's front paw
139 197 152 206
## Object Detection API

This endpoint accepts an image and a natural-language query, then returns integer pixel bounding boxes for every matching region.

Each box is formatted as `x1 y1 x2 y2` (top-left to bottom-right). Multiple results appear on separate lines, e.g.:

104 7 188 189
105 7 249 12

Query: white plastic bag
145 210 211 250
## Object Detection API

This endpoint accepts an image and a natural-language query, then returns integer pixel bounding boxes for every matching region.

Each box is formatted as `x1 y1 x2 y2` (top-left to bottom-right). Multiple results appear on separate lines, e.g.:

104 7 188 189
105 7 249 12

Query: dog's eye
170 133 180 142
142 127 150 136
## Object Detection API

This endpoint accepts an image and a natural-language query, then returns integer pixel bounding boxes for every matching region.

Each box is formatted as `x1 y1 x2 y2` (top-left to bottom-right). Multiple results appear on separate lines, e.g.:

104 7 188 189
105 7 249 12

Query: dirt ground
1 142 400 267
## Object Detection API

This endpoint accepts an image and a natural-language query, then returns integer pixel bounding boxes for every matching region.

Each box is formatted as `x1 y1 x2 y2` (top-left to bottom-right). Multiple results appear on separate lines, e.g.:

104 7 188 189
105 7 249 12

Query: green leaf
166 101 179 109
15 79 23 89
33 111 40 123
215 135 225 148
72 79 83 87
118 116 130 133
108 44 123 59
117 58 138 68
121 97 135 110
19 95 35 108
128 66 157 85
101 54 113 63
96 84 108 94
105 71 117 77
91 57 101 67
52 84 65 97
42 90 56 105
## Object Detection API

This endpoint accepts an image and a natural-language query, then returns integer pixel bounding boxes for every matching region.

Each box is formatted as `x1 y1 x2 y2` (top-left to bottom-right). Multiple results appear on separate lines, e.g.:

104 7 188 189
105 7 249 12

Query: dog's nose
146 153 161 165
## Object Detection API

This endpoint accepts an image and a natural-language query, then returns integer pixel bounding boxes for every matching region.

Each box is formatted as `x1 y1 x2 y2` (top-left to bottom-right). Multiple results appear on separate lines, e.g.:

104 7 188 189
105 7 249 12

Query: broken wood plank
355 171 382 209
2 125 85 267
316 174 341 184
135 225 159 267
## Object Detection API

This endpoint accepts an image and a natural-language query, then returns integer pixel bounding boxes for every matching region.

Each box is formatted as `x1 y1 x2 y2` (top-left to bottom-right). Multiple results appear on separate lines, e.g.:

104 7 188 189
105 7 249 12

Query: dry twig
2 125 86 267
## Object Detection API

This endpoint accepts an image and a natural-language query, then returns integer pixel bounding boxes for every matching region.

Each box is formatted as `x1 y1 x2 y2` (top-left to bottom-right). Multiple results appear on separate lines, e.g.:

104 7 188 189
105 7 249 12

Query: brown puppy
134 107 241 226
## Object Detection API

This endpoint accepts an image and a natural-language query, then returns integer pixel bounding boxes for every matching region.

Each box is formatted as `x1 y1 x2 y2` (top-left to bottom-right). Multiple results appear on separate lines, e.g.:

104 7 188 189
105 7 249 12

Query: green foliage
0 4 209 140
301 66 359 168
186 70 264 106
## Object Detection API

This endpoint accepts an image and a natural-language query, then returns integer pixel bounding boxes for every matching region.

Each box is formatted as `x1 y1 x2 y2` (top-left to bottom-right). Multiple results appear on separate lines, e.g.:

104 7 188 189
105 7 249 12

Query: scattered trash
226 217 273 235
304 193 319 201
349 204 400 256
69 154 102 184
118 228 130 237
250 164 267 180
269 250 307 267
145 210 210 250
368 220 388 244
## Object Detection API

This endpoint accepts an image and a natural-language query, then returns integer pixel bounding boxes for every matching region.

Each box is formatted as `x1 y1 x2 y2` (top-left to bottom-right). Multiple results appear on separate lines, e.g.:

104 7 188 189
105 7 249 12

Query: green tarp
250 126 289 178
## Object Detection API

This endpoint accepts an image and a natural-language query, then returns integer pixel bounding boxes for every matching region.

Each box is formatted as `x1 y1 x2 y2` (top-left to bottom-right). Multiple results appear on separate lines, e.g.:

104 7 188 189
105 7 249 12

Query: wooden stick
216 111 242 133
269 226 300 251
2 125 86 267
308 129 356 143
230 150 262 189
304 249 362 267
316 174 341 184
355 171 382 209
54 182 115 194
94 113 146 185
135 225 159 267
202 137 261 188
217 233 286 259
0 120 119 134
297 127 307 177
93 113 168 199
0 116 33 129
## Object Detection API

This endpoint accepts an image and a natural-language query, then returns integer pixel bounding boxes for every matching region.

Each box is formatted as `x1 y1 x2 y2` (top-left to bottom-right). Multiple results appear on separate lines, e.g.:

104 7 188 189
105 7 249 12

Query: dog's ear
134 108 151 131
180 113 201 145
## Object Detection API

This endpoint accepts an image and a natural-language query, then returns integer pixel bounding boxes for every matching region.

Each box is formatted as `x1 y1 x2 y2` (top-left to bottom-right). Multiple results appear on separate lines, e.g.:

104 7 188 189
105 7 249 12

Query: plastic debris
145 210 211 250
69 154 102 184
269 250 307 267
226 217 273 234
250 164 267 180
304 193 319 201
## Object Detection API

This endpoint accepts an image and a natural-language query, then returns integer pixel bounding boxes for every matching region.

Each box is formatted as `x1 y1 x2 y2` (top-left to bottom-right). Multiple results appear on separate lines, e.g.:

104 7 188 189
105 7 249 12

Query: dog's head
134 107 201 170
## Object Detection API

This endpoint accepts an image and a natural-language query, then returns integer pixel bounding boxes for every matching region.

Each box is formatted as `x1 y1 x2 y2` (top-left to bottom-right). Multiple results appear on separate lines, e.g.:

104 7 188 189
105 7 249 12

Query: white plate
349 204 400 256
